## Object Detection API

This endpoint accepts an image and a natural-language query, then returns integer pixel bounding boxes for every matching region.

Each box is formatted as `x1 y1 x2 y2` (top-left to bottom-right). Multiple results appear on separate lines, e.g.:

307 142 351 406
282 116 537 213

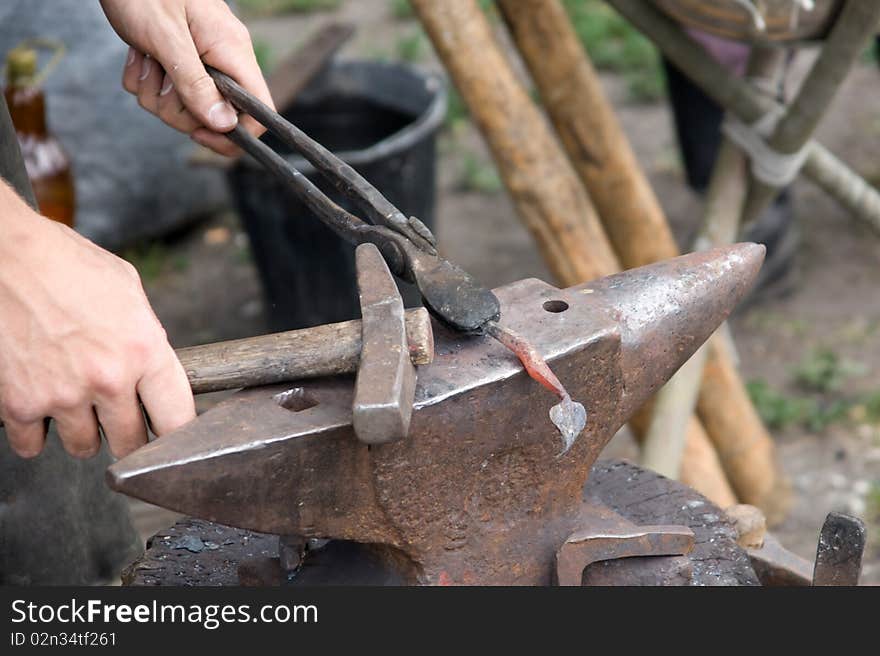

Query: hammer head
109 244 763 583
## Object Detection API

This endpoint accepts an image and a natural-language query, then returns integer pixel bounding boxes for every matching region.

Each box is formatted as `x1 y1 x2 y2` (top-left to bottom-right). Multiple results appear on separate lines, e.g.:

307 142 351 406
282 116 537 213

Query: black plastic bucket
228 60 446 331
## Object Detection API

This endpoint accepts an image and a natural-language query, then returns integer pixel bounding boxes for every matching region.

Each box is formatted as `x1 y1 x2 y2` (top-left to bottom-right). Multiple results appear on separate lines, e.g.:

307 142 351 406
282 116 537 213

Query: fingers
137 350 196 438
136 55 163 115
198 17 274 139
3 417 47 459
157 79 201 135
117 4 275 153
152 32 239 134
190 127 240 157
95 392 149 459
54 406 101 459
122 46 143 95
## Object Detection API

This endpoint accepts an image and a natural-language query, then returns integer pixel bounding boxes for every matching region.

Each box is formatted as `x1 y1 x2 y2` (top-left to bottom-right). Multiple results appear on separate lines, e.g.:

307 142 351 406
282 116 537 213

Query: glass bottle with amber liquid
4 43 75 227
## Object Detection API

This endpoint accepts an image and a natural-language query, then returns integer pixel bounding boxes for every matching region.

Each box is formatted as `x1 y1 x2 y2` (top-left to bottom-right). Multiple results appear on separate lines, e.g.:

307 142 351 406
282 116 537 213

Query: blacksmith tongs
208 67 586 452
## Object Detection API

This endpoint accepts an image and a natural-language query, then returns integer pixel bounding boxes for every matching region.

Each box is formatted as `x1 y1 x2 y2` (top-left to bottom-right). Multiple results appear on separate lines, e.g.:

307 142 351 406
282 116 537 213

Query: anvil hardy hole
274 388 319 412
543 299 569 313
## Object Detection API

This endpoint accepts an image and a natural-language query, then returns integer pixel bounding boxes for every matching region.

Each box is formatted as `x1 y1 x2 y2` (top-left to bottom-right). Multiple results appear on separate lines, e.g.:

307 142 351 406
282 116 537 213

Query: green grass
746 378 857 433
746 380 812 430
237 0 342 16
459 153 502 193
390 0 414 20
793 348 864 394
252 38 273 73
394 30 427 63
123 243 178 283
747 344 878 433
444 88 470 131
562 0 664 103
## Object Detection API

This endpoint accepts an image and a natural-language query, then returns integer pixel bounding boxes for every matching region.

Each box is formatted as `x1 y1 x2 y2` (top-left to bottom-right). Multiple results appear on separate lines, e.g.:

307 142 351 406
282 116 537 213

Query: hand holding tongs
207 67 499 334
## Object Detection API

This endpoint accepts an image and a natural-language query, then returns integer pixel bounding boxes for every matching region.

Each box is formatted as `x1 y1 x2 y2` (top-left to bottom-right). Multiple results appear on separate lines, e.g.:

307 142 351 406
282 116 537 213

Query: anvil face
109 244 764 585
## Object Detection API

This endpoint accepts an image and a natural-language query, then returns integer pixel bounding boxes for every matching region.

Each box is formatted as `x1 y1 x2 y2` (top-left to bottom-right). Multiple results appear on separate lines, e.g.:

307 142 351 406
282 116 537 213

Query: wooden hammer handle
178 307 433 394
0 310 432 428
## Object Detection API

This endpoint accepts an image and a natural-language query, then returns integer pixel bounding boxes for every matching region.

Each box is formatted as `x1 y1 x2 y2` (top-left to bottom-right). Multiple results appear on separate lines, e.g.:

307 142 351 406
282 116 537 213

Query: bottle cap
6 46 38 86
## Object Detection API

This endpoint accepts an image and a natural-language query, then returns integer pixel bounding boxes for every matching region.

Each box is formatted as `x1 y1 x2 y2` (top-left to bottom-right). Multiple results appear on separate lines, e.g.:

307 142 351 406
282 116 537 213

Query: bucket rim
235 59 448 173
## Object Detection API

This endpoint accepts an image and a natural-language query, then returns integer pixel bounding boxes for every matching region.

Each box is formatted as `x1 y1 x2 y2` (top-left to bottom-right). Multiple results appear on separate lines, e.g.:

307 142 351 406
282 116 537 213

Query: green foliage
747 344 878 433
803 399 851 433
864 391 880 424
252 38 273 73
444 88 470 130
793 348 863 394
459 153 502 193
868 483 880 520
746 380 811 430
237 0 342 15
394 30 426 62
562 0 664 102
123 243 174 283
390 0 414 20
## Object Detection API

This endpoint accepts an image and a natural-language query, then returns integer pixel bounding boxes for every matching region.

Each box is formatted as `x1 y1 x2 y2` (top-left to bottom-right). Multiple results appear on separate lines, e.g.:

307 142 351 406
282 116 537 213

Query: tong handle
207 66 436 254
223 123 369 244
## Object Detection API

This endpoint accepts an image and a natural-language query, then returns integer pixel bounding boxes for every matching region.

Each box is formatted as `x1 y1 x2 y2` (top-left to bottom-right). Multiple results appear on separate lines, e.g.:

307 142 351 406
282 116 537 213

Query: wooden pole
641 47 784 481
497 0 675 269
410 0 620 285
628 398 737 508
496 0 787 517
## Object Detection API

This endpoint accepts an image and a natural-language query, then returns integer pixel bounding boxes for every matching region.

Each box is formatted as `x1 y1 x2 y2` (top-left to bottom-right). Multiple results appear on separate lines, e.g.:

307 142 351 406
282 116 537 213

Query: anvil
110 244 764 585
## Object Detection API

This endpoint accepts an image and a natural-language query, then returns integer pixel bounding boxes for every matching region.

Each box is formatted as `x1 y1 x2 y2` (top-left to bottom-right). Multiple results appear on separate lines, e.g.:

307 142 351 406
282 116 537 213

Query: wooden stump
123 459 758 586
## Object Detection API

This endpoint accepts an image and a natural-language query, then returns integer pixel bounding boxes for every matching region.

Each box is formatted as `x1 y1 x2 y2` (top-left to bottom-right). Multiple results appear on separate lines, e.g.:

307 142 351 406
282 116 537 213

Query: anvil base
122 461 761 587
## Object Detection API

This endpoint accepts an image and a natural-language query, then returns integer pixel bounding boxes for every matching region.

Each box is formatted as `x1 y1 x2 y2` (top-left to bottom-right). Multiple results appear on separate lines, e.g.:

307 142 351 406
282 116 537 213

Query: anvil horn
108 244 764 555
587 241 765 422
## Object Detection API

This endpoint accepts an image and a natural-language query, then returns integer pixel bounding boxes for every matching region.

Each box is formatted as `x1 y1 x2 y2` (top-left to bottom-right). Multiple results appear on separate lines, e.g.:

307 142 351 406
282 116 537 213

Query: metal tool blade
485 321 587 454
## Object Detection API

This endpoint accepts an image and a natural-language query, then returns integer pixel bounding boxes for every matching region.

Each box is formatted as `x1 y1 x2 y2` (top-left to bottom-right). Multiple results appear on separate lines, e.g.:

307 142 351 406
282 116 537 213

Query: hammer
177 243 432 444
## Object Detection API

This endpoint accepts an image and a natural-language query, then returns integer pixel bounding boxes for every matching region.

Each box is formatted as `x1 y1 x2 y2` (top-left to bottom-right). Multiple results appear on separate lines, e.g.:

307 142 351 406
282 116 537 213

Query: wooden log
410 0 620 285
177 307 433 394
497 0 675 269
628 402 737 509
497 0 787 517
698 335 791 522
641 48 783 485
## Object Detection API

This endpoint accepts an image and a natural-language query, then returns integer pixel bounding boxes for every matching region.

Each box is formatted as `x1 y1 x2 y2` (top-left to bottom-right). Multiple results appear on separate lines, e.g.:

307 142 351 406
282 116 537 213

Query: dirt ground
129 2 880 583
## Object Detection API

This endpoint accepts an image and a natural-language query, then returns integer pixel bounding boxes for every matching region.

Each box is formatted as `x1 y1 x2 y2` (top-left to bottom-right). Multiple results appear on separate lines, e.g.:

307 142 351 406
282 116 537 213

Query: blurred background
3 0 880 581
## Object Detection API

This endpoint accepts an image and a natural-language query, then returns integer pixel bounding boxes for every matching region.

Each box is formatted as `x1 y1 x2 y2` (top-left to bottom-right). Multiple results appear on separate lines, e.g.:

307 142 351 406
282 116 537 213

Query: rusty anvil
109 244 764 585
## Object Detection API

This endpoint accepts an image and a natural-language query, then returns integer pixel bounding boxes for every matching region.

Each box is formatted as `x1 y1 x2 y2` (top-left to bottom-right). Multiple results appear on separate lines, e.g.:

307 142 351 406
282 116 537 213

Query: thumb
155 42 238 133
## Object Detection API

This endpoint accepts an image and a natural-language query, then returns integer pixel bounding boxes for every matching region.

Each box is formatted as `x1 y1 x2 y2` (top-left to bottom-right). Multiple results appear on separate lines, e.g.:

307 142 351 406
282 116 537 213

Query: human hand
0 182 195 459
100 0 274 156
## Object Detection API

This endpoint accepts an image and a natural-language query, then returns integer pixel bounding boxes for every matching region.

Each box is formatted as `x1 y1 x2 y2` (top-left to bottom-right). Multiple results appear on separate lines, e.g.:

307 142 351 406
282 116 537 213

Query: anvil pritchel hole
274 388 319 412
543 300 569 313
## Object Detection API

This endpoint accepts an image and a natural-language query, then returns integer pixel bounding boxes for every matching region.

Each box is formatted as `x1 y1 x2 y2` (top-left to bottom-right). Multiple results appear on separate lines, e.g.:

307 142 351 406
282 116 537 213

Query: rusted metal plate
812 511 866 586
110 245 764 585
556 503 694 586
